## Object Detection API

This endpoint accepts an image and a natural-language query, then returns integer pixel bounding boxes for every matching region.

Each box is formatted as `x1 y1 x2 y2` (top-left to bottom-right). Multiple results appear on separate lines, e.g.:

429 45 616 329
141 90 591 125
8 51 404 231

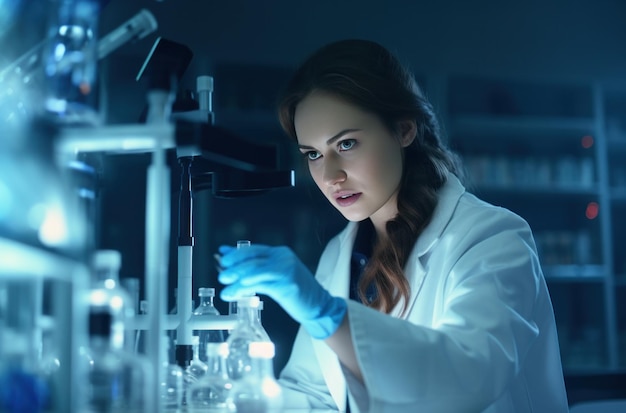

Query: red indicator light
581 135 594 149
585 202 599 220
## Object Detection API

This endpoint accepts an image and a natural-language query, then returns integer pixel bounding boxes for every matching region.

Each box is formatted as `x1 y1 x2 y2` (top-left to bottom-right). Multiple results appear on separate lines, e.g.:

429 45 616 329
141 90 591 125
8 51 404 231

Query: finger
218 245 235 255
218 259 280 285
220 283 259 301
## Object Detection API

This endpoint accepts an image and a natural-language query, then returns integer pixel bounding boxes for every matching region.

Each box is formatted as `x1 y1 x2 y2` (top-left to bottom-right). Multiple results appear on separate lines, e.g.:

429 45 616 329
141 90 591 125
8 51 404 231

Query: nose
322 157 347 186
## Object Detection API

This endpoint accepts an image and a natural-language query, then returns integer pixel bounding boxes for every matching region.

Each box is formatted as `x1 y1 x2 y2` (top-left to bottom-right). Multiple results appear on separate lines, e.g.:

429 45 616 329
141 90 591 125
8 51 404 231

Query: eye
338 139 356 151
302 151 321 161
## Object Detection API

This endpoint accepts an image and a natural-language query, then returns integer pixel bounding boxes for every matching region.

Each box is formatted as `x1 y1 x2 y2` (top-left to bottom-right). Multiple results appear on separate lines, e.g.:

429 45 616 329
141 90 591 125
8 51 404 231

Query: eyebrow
298 129 361 150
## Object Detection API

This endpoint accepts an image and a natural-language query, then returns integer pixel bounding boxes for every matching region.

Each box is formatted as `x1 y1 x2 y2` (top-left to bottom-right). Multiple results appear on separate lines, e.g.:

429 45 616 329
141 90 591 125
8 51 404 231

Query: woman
217 39 569 412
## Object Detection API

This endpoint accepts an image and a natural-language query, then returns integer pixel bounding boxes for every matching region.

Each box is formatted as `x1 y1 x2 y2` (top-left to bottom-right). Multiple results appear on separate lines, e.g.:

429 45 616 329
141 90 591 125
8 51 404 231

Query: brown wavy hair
278 39 462 315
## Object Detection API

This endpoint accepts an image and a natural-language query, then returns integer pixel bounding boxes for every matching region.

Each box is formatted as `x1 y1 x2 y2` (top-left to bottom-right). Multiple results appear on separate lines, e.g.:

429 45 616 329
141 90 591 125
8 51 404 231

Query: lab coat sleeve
278 325 340 409
347 210 544 412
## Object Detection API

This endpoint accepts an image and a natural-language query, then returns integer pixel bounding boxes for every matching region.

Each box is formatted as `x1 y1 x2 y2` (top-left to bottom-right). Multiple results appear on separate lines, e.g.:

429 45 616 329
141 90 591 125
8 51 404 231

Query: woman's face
294 90 415 234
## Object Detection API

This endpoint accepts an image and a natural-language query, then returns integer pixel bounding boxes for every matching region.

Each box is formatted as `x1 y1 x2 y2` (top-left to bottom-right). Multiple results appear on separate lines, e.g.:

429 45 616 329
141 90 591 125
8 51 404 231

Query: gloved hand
217 244 347 340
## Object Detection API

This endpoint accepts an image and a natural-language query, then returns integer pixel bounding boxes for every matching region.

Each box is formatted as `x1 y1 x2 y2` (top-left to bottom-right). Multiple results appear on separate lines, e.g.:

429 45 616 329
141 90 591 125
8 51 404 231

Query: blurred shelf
450 115 595 135
544 265 607 282
615 276 626 287
473 184 600 198
607 139 626 150
611 187 626 202
0 236 87 282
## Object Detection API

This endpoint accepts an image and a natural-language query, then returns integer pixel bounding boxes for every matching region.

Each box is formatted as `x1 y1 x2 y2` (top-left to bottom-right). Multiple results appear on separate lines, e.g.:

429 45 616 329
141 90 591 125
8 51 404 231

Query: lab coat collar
329 173 466 318
414 172 466 257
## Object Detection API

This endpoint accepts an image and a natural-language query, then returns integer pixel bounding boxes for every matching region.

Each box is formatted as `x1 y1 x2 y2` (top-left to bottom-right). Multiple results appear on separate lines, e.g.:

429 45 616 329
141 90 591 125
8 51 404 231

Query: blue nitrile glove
217 244 347 340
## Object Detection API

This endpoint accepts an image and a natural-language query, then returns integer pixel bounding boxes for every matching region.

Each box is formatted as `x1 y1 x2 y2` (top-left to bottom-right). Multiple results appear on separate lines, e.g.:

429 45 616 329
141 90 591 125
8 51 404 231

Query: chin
339 210 370 222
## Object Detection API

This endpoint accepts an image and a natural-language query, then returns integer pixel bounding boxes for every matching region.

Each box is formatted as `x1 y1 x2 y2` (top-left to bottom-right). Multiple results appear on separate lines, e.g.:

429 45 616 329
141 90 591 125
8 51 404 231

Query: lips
333 191 362 207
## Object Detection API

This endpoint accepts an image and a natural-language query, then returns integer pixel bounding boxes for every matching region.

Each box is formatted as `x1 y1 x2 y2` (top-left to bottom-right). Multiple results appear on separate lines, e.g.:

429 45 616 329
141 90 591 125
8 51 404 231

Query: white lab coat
278 174 569 413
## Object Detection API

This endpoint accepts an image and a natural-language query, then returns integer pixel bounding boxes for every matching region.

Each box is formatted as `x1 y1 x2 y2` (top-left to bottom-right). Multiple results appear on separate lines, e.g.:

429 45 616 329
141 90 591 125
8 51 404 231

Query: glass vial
230 341 283 413
160 337 184 411
81 312 151 413
43 0 101 124
187 342 234 412
184 335 208 390
193 287 225 362
226 296 269 381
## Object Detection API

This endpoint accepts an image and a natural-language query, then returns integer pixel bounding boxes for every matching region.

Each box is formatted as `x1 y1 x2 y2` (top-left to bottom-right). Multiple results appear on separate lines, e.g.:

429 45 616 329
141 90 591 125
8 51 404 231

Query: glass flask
160 336 184 411
193 287 225 362
187 342 235 412
81 312 151 413
226 296 269 381
184 335 208 391
42 0 101 124
89 249 134 350
230 341 283 413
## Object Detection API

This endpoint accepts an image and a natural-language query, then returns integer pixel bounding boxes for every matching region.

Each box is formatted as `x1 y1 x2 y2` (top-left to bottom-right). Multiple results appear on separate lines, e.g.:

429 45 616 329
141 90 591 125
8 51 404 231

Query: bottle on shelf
187 342 235 412
230 341 283 413
193 287 225 362
226 295 271 381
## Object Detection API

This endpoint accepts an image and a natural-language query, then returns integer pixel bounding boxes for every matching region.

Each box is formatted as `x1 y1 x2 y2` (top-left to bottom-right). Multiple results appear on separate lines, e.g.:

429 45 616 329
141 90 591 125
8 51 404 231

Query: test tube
236 240 251 249
229 240 251 315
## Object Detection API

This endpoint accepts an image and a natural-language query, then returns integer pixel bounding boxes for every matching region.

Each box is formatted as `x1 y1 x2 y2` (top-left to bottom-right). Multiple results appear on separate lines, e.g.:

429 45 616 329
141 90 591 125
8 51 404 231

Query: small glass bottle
82 312 151 413
230 341 283 413
193 287 225 362
161 337 184 411
184 335 208 387
42 0 101 124
187 342 235 412
226 296 269 381
90 250 134 350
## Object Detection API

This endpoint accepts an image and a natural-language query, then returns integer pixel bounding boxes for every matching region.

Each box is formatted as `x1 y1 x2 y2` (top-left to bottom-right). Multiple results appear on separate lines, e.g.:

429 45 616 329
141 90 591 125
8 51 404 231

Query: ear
398 119 417 147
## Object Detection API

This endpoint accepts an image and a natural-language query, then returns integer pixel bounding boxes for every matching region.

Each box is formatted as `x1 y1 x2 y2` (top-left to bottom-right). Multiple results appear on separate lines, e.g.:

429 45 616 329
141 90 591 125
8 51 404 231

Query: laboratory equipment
187 342 235 412
0 8 157 127
229 341 283 413
193 287 226 362
228 240 253 316
89 249 134 350
45 27 294 410
43 0 101 123
0 111 91 412
226 296 271 381
80 312 151 413
185 335 208 381
160 337 184 411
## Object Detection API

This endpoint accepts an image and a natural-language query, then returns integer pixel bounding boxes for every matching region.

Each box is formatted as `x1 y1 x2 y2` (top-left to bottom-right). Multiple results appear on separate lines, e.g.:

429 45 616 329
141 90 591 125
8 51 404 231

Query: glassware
42 0 101 124
160 337 184 411
81 312 151 413
230 341 283 413
228 240 252 316
226 296 269 381
90 249 134 350
193 287 225 362
187 342 235 412
184 335 208 389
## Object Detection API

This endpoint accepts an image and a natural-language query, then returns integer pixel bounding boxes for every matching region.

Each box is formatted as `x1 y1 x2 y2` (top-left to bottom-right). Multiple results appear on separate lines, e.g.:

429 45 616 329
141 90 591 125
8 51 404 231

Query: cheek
308 163 326 189
367 149 403 189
